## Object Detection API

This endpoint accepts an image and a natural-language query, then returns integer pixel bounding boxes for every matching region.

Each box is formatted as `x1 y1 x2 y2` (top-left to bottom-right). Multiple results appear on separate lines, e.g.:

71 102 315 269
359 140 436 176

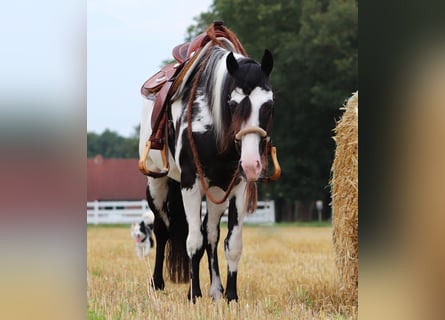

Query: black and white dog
131 211 155 259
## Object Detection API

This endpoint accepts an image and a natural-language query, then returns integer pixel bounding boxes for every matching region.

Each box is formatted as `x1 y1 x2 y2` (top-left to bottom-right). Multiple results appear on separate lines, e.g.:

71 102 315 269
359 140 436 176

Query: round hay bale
331 91 358 305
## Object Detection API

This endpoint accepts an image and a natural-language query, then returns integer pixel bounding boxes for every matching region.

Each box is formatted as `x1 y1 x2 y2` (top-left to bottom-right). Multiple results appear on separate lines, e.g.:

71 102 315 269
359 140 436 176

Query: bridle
234 126 267 156
234 126 281 183
234 126 267 140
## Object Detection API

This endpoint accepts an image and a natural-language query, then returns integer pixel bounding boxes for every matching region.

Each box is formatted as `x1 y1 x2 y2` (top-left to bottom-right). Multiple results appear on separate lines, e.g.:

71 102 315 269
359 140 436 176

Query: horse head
226 49 274 182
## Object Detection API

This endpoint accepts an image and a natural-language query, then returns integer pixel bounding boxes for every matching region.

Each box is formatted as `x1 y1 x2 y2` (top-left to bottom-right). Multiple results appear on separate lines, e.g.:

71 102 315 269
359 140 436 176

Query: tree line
88 0 357 221
87 128 139 159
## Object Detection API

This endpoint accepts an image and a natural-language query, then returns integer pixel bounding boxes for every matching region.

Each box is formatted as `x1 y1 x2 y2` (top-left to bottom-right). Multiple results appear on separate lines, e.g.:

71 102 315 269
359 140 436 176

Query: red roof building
87 155 147 201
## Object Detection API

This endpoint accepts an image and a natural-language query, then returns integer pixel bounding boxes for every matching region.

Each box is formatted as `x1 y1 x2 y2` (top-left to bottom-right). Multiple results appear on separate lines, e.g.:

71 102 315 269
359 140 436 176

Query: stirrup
138 140 169 178
261 145 281 183
268 146 281 181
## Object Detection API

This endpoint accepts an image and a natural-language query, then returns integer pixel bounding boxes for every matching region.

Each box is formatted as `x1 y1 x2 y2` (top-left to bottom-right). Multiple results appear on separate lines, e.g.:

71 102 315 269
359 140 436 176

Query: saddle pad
141 63 177 97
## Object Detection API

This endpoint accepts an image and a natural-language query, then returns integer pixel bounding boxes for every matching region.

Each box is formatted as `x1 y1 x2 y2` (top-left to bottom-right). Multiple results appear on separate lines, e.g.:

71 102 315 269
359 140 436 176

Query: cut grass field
87 223 357 319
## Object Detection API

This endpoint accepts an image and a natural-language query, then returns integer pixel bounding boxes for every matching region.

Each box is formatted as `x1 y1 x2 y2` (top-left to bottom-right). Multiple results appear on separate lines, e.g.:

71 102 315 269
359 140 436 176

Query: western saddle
139 21 246 177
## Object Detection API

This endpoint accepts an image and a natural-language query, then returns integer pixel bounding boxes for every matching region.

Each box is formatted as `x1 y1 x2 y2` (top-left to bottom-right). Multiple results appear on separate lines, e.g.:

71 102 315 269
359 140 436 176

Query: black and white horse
139 40 274 302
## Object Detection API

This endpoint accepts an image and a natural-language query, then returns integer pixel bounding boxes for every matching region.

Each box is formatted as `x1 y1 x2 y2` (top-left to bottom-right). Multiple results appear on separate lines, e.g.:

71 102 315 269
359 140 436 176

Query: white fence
87 200 150 225
87 200 275 225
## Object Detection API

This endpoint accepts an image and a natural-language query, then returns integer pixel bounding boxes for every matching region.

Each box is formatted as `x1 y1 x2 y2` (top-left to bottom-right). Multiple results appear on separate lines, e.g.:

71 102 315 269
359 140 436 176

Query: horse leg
181 178 205 302
224 192 247 302
188 217 205 303
145 176 169 290
204 193 227 301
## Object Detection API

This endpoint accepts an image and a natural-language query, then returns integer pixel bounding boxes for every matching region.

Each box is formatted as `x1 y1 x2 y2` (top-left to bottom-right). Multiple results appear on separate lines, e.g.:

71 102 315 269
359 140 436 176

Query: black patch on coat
224 198 238 252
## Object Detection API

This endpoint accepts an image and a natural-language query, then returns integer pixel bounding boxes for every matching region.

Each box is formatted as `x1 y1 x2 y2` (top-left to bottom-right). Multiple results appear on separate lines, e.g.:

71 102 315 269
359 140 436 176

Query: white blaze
240 133 262 181
237 87 273 181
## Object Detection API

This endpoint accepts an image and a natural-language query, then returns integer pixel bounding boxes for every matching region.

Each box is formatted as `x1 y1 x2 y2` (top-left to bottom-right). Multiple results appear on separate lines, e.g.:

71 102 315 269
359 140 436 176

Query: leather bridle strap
234 126 281 183
234 126 267 140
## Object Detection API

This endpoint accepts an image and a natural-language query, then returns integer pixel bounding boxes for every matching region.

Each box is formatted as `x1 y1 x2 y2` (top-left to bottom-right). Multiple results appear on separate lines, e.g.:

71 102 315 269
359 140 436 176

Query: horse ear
226 52 239 76
261 49 273 76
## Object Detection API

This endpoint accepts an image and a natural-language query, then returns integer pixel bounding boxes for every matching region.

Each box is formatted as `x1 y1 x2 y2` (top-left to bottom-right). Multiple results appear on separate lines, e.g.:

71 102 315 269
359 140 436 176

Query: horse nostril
239 159 262 181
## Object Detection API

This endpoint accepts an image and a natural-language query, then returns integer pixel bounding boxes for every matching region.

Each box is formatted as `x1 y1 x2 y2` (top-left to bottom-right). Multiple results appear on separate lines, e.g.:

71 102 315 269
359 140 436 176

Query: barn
87 155 146 201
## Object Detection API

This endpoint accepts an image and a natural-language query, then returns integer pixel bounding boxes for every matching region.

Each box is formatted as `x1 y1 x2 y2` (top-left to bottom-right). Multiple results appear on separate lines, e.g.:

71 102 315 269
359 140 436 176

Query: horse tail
166 178 190 283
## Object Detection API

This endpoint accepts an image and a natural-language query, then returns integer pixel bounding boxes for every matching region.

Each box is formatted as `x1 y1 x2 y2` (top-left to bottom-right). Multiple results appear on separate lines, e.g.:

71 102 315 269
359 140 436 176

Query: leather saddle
139 21 241 177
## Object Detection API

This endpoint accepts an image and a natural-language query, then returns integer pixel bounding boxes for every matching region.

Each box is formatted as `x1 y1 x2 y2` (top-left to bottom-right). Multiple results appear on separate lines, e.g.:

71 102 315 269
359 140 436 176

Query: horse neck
181 45 244 153
200 48 239 152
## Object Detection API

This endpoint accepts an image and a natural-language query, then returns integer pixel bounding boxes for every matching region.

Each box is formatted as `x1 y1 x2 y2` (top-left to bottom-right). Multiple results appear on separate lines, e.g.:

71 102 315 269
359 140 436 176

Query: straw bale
330 91 358 305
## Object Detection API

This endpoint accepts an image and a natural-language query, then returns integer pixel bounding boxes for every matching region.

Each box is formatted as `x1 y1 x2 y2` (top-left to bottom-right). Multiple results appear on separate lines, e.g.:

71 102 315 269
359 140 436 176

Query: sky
87 0 213 137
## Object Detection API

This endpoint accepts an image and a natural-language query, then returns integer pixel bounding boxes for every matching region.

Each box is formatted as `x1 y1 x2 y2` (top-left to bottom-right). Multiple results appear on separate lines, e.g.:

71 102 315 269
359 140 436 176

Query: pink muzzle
235 126 267 182
240 159 263 182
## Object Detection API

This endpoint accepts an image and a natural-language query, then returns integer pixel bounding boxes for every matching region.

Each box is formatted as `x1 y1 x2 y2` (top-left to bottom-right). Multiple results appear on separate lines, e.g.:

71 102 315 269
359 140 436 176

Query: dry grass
88 224 356 319
331 91 358 305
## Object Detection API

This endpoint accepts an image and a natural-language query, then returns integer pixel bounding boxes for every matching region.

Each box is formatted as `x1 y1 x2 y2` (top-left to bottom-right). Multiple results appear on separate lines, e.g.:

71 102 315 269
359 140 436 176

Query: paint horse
139 25 279 302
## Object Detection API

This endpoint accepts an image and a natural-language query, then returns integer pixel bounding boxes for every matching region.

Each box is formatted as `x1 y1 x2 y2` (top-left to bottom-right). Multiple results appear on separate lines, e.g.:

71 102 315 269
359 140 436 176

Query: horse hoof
187 287 202 303
209 285 224 301
225 291 238 303
151 277 165 290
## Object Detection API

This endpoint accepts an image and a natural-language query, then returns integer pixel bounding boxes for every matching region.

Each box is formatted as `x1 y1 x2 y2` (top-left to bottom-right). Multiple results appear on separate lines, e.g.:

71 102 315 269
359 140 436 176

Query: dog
131 211 155 259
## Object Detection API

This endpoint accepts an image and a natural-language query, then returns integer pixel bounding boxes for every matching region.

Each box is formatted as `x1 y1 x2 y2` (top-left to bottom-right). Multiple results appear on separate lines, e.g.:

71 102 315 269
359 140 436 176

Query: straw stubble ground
88 224 356 319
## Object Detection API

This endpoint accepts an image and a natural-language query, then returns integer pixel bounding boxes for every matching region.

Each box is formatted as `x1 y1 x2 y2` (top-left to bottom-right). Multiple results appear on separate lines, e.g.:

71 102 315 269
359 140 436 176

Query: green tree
283 0 357 219
87 127 139 158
